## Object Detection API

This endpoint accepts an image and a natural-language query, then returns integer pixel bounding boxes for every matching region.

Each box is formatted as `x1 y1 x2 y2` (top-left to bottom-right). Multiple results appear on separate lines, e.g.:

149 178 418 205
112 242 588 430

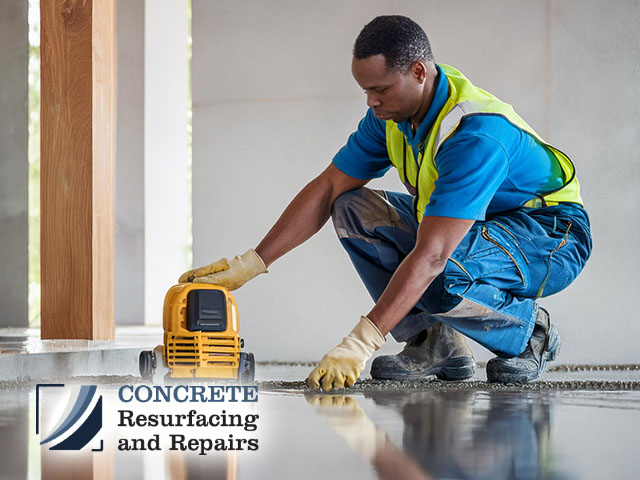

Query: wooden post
40 0 116 340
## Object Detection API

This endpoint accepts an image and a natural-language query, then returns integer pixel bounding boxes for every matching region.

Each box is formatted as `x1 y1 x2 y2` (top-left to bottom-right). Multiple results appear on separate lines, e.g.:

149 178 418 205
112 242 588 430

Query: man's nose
366 93 381 108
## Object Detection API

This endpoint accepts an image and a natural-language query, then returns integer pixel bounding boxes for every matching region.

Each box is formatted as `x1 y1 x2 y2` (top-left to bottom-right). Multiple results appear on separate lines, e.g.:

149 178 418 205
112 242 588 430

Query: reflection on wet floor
1 384 639 479
306 390 556 480
316 388 640 480
165 452 238 480
0 390 29 479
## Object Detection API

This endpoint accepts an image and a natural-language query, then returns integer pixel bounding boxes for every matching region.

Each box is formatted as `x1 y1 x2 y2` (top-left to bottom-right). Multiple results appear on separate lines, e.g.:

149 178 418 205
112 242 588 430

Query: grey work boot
370 322 476 381
486 307 560 383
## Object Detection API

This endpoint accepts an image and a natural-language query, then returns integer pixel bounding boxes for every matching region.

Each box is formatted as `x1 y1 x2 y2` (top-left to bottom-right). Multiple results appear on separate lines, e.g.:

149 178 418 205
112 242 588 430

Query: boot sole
371 357 476 382
486 325 561 383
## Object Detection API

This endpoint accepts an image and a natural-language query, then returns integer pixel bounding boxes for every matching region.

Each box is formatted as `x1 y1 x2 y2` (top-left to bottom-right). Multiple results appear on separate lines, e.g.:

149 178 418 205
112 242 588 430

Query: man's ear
411 61 427 84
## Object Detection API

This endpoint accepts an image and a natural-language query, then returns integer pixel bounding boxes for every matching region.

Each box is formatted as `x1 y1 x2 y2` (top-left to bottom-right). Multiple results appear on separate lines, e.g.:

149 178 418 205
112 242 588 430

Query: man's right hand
178 249 268 291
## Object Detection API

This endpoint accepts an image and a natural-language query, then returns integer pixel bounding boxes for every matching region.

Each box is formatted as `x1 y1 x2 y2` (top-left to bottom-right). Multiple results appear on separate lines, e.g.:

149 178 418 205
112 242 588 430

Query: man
180 16 592 390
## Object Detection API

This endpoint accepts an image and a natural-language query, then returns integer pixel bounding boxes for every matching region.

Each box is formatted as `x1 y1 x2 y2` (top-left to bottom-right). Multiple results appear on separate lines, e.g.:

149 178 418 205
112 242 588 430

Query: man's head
352 16 436 124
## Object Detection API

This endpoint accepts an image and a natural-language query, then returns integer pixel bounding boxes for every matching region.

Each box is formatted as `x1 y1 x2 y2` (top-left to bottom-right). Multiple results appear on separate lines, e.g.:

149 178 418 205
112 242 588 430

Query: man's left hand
306 316 386 391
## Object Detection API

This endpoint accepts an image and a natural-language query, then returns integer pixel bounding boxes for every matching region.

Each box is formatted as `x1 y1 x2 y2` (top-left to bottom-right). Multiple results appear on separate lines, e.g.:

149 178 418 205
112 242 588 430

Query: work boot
370 322 476 381
486 307 560 383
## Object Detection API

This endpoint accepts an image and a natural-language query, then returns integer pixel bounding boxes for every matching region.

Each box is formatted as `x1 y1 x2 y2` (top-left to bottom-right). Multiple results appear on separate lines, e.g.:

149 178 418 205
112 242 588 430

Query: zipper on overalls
535 220 573 298
481 226 526 285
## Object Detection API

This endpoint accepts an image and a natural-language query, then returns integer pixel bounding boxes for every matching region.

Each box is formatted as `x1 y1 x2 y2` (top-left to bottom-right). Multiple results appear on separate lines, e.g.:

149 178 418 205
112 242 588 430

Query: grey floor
1 329 640 479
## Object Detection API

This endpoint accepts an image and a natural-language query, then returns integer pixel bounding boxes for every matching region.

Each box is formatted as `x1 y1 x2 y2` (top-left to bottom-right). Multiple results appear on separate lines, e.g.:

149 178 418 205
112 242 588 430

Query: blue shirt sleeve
424 133 510 220
332 108 392 180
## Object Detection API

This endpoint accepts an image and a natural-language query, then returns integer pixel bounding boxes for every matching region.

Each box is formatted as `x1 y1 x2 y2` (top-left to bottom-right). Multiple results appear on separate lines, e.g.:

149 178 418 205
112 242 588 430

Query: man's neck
409 65 438 133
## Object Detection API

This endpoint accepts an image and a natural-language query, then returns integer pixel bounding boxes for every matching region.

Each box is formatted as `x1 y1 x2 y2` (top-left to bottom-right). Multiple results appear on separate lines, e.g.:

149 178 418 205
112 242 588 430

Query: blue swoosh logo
40 385 96 445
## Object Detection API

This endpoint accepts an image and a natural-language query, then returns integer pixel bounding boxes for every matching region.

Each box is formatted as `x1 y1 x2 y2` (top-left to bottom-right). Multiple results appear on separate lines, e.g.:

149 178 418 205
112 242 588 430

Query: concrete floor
1 328 640 479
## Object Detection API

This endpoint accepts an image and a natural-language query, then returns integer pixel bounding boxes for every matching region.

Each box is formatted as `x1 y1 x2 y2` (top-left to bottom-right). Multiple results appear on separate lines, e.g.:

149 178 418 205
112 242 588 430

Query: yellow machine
139 283 255 382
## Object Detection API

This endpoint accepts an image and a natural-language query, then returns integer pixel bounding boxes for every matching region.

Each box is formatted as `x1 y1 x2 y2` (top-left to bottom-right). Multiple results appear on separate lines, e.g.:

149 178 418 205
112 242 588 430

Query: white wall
192 0 640 363
0 0 28 327
543 0 640 362
144 0 190 325
115 0 145 325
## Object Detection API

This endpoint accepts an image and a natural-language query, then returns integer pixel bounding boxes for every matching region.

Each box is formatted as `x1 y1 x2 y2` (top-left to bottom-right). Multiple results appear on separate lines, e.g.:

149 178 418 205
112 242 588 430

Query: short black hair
353 15 433 72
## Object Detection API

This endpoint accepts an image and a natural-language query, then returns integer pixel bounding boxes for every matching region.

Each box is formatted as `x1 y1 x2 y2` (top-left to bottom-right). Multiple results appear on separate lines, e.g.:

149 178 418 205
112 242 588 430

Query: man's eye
363 88 388 94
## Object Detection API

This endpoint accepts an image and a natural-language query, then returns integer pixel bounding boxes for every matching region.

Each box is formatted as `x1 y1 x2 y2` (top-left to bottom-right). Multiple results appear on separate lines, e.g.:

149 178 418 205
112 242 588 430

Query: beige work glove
306 316 386 391
178 249 268 291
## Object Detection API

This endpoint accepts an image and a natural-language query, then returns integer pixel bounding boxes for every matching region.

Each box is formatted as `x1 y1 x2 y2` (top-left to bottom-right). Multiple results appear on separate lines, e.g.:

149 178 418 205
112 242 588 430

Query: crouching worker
180 16 592 390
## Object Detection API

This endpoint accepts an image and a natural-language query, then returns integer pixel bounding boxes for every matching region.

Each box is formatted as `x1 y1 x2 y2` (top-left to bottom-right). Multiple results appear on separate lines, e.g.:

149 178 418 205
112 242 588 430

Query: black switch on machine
186 289 227 332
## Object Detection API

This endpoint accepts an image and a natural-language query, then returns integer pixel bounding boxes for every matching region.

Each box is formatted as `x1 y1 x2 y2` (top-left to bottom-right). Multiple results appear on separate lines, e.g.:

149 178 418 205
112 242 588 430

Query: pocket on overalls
467 225 528 288
536 219 573 298
490 220 531 265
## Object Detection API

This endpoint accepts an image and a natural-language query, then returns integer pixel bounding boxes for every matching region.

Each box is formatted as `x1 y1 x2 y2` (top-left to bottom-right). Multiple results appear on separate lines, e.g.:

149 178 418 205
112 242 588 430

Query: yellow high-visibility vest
385 64 583 222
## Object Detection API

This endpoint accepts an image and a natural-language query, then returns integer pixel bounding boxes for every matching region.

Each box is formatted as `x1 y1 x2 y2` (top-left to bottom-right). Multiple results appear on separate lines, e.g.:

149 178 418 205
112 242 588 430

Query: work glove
178 249 268 291
306 316 386 391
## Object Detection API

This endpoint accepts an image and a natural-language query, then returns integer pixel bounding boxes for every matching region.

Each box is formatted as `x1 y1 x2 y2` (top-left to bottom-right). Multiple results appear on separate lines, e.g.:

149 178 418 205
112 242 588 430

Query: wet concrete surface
1 367 640 479
255 362 640 392
2 329 640 479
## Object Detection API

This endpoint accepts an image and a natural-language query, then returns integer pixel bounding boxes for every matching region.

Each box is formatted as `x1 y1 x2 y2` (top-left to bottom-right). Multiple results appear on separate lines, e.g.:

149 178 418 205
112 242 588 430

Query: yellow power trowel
139 283 255 383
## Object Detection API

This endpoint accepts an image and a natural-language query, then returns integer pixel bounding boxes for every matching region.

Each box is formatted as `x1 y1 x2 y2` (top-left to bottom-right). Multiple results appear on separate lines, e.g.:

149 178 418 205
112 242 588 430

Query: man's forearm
367 250 446 335
255 164 368 267
366 215 475 336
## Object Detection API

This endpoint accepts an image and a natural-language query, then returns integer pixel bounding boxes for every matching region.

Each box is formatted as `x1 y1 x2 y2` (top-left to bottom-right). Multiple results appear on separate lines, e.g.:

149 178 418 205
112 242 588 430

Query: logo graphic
36 384 103 451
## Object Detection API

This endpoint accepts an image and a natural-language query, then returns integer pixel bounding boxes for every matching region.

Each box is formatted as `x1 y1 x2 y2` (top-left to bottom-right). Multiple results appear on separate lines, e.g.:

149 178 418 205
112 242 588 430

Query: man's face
351 54 425 123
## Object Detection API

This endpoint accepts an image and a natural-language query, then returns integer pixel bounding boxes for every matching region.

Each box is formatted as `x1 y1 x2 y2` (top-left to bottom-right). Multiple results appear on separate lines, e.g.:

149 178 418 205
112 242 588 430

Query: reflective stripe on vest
385 64 583 222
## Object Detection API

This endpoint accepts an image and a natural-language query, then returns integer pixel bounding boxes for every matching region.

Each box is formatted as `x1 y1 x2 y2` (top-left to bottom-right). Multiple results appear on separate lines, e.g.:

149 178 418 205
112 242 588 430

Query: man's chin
393 115 409 123
390 114 411 123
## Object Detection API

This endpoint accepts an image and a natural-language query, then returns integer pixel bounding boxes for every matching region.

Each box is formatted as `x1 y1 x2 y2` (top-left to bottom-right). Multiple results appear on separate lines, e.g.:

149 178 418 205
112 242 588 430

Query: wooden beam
40 0 116 340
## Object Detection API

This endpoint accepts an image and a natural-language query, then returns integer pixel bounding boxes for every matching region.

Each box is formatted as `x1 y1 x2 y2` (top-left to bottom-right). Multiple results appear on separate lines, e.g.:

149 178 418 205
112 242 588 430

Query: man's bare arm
367 216 475 335
256 163 368 267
